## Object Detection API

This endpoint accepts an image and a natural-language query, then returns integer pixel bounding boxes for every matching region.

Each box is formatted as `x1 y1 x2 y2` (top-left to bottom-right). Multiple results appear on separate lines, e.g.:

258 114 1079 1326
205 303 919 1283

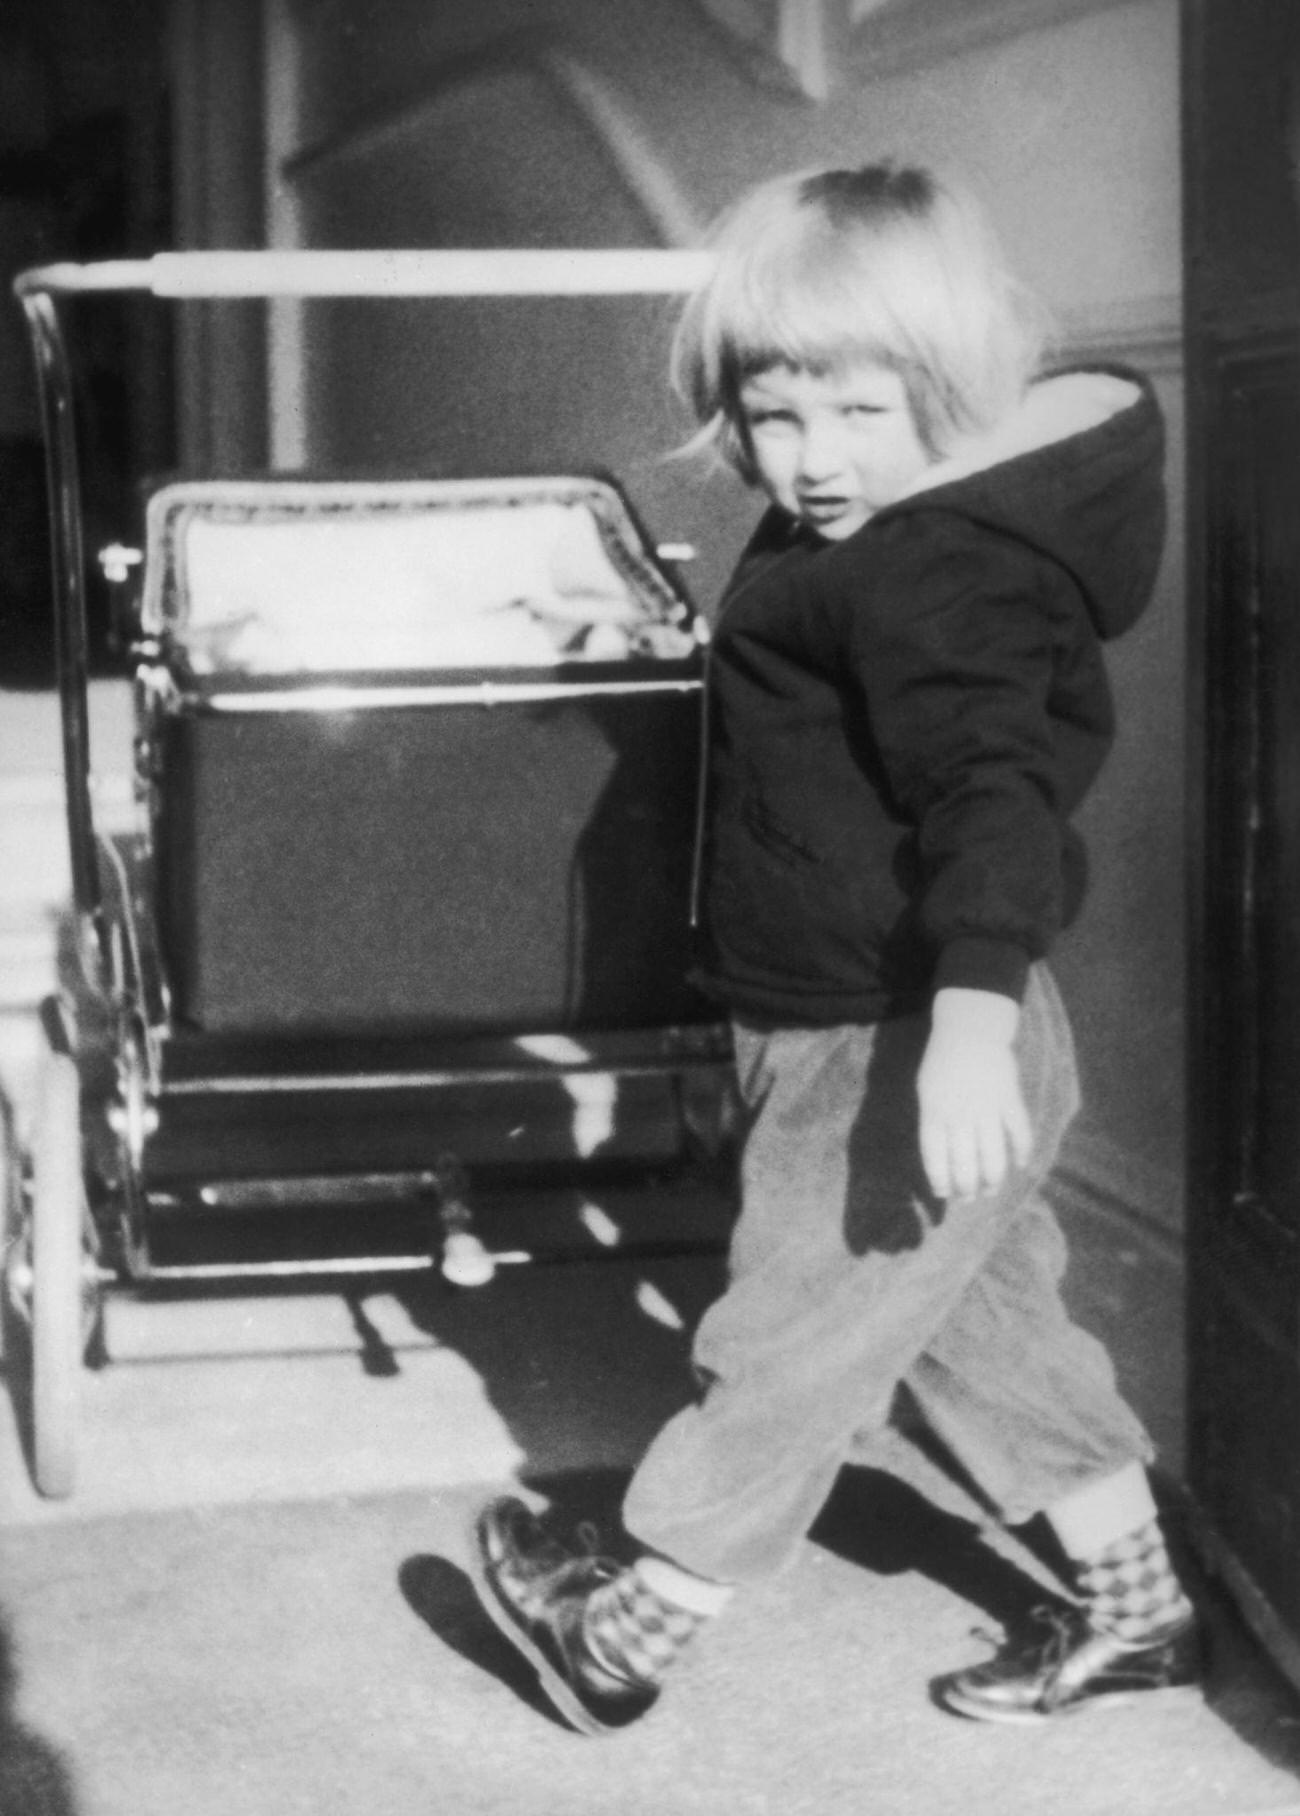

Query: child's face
738 360 933 540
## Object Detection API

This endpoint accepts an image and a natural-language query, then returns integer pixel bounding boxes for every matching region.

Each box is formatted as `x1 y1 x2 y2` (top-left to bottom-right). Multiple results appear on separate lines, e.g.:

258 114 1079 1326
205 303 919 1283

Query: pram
2 250 733 1498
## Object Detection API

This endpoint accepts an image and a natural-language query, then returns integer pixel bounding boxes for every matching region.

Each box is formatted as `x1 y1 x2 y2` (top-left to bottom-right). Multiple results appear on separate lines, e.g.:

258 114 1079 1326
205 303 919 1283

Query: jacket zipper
689 640 712 931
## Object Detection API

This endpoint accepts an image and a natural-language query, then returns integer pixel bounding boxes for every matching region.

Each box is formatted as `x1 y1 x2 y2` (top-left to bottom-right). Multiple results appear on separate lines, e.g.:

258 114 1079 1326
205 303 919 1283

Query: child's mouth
798 495 856 528
799 495 844 516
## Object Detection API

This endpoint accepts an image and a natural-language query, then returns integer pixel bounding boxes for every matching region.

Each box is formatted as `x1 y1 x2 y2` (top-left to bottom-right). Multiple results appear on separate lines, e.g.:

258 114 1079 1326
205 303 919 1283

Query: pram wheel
0 1098 19 1366
23 1049 95 1498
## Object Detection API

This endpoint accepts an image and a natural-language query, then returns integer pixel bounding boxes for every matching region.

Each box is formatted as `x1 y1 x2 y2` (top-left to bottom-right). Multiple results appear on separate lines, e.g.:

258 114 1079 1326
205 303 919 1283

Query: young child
469 161 1200 1735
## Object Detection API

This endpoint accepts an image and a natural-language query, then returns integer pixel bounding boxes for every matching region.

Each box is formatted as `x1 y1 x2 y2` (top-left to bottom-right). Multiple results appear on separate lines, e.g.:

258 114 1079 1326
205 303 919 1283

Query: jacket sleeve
843 518 1065 1003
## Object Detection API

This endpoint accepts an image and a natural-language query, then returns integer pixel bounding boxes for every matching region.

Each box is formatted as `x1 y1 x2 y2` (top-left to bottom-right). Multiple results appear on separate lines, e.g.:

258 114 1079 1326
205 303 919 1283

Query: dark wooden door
1184 0 1300 1690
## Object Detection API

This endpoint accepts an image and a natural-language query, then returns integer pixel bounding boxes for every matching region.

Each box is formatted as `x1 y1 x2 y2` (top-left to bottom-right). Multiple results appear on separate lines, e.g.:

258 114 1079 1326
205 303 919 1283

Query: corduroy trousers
622 966 1154 1583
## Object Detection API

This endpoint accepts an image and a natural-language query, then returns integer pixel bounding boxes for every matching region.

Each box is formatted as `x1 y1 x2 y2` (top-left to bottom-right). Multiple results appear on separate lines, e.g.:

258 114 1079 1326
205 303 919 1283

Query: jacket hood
894 366 1165 640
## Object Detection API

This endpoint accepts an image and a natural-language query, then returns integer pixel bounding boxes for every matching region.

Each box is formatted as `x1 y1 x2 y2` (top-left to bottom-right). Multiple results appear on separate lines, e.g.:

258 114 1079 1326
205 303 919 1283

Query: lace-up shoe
934 1603 1204 1724
469 1496 658 1736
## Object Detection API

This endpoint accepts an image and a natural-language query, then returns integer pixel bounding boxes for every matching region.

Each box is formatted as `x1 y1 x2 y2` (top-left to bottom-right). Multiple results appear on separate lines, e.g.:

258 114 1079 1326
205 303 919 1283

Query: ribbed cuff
933 936 1032 1003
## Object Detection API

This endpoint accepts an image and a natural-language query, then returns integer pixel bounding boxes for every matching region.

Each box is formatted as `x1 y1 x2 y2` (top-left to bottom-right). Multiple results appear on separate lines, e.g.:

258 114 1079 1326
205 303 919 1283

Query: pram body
3 251 731 1498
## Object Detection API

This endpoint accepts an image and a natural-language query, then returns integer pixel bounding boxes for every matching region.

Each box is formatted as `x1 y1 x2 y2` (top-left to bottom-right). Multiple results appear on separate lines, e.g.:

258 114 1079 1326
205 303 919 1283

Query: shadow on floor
0 1615 81 1816
397 1552 572 1733
811 1462 1072 1629
381 1173 732 1476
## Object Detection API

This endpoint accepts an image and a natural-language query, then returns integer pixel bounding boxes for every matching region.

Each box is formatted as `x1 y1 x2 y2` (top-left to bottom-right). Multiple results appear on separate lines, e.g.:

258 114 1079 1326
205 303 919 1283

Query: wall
0 0 172 682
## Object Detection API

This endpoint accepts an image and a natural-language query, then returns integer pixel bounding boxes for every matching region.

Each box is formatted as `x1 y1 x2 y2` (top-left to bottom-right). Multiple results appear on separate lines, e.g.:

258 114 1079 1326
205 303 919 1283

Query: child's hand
917 987 1034 1201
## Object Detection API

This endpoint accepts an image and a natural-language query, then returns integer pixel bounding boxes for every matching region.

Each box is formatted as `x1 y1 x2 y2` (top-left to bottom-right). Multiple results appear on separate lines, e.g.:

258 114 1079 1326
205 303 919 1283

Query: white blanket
175 498 675 672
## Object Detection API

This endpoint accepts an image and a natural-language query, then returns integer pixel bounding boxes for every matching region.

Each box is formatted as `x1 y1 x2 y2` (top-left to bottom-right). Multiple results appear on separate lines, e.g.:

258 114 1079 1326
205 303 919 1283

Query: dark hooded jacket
692 364 1166 1026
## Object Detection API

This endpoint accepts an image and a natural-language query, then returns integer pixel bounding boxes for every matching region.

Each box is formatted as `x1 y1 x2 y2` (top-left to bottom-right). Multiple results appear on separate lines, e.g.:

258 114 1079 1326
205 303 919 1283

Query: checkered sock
1076 1517 1194 1643
580 1564 713 1688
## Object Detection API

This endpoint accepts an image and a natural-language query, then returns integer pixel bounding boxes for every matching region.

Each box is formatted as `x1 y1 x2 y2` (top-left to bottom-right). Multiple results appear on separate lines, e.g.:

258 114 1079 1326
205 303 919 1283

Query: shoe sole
938 1680 1204 1726
465 1506 621 1738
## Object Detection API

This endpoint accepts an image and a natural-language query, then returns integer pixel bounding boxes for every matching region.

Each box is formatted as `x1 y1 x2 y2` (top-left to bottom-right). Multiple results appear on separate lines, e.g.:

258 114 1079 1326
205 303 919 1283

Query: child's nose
796 415 847 480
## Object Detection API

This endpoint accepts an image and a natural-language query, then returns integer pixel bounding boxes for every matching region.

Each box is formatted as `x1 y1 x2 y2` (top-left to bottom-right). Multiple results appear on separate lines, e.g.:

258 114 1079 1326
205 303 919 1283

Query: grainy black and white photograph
1 2 1299 1812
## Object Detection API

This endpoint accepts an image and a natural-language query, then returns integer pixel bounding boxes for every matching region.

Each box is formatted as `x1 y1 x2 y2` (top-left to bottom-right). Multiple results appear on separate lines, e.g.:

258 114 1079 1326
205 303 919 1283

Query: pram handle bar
14 248 714 301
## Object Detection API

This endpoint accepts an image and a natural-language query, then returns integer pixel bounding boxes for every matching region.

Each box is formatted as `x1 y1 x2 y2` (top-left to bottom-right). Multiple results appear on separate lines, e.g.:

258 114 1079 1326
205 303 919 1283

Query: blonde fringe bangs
670 166 1053 475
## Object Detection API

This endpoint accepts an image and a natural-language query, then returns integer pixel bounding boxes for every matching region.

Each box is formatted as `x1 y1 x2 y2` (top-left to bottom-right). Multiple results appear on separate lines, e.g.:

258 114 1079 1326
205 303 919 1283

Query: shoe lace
968 1602 1082 1663
523 1514 622 1582
574 1520 605 1557
1030 1603 1083 1663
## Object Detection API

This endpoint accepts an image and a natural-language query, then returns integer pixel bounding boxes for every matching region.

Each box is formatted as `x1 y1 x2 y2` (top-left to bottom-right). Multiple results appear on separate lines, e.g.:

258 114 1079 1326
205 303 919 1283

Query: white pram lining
143 476 697 674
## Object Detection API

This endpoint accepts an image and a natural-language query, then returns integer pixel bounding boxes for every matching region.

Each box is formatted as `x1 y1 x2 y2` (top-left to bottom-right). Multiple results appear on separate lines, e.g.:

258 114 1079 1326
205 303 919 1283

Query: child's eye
745 408 798 431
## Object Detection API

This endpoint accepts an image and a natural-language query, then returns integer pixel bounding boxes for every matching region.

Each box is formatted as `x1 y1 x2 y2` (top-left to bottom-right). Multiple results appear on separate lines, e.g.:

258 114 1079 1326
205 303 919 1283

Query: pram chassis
4 249 731 1498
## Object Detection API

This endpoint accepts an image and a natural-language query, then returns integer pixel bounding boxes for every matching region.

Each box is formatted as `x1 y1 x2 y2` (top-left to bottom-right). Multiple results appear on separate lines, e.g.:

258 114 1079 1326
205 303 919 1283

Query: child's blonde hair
672 162 1052 475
